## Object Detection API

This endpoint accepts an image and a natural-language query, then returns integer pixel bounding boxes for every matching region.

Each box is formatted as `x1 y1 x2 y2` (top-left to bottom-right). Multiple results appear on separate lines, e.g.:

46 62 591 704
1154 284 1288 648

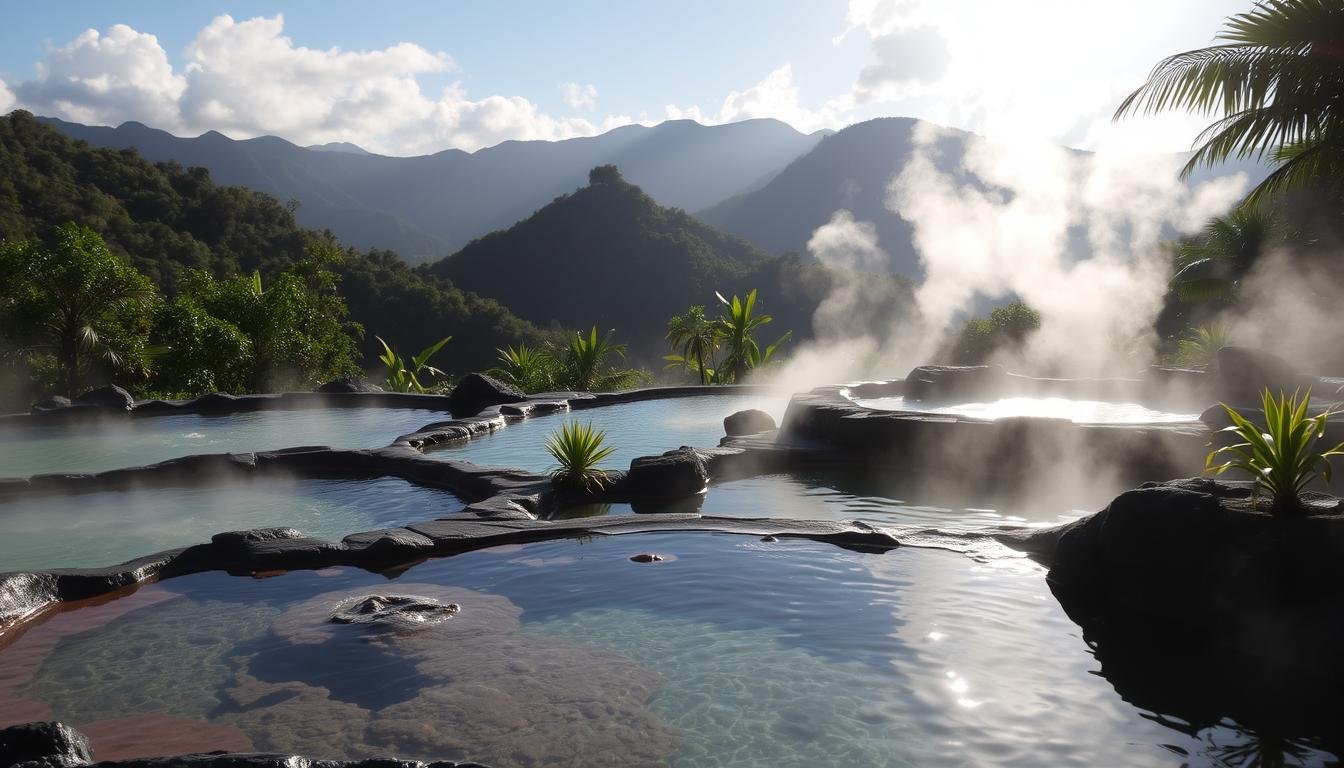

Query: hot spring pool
0 478 462 572
849 395 1200 424
2 534 1325 766
426 395 789 472
0 407 453 477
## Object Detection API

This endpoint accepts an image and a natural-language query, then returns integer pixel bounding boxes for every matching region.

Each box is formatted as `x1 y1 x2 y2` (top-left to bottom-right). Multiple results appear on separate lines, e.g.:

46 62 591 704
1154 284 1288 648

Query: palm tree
665 305 719 385
1170 208 1283 301
714 289 792 383
1115 0 1344 207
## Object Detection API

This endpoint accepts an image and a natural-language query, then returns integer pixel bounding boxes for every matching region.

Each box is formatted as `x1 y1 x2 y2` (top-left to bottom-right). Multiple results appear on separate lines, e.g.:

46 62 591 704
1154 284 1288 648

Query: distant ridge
306 141 373 155
39 115 828 263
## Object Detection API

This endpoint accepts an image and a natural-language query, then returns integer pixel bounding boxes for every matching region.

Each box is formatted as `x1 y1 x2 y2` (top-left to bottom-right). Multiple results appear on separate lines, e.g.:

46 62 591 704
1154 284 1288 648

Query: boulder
317 376 383 393
903 365 1006 402
723 408 776 436
28 396 72 415
72 385 133 411
447 373 525 417
623 447 709 499
1212 346 1317 406
1047 478 1344 670
0 721 92 768
330 594 461 631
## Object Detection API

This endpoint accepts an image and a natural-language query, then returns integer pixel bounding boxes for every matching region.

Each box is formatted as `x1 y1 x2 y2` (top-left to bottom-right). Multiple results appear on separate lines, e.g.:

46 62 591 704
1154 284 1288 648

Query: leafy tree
943 302 1042 365
0 223 159 395
150 296 254 396
665 305 719 384
1115 0 1344 206
714 289 791 383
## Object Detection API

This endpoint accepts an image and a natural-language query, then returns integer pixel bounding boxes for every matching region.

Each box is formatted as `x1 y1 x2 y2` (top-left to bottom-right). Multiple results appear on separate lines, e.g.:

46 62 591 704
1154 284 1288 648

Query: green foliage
149 242 362 394
1207 389 1344 514
943 302 1042 365
1174 324 1231 367
0 223 159 395
1170 208 1284 302
714 289 791 383
665 305 719 385
490 343 558 393
377 335 450 393
1115 0 1344 206
560 327 649 392
545 420 618 492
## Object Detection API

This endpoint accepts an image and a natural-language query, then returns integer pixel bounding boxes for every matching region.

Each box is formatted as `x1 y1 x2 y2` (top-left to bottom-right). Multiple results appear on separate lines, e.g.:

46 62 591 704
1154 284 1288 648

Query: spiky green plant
490 343 557 393
714 289 791 383
560 326 649 392
1115 0 1344 207
376 335 450 393
1206 388 1344 514
545 420 617 492
1175 324 1231 367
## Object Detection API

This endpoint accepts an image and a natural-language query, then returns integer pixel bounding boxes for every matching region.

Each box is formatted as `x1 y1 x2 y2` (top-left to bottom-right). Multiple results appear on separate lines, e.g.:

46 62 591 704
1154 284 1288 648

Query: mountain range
42 116 827 263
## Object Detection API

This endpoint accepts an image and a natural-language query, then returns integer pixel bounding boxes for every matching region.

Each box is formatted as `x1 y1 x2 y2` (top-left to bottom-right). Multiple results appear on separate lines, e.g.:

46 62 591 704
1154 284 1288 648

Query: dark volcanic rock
28 396 72 415
1212 346 1317 406
622 447 709 499
330 594 461 631
0 721 92 768
73 385 133 411
211 528 305 549
447 373 525 417
318 376 384 393
629 553 664 563
903 365 1006 402
1047 478 1344 669
723 409 776 436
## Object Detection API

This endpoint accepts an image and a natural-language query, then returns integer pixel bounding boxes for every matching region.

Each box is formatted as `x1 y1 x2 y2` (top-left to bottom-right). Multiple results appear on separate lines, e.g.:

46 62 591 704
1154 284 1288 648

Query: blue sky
0 1 1245 155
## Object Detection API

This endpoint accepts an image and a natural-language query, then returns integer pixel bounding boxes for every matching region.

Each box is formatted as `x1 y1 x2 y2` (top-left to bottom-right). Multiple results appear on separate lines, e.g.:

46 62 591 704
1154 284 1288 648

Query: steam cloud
769 121 1248 393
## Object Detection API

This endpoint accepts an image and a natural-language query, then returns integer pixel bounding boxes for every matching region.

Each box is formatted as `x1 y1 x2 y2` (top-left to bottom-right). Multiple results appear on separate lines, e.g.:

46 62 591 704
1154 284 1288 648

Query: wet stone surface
329 594 461 632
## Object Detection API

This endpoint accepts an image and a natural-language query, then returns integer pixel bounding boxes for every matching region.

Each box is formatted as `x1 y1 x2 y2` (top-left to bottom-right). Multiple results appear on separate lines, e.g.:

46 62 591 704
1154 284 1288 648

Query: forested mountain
42 115 827 262
431 165 912 359
699 117 1274 278
0 110 553 374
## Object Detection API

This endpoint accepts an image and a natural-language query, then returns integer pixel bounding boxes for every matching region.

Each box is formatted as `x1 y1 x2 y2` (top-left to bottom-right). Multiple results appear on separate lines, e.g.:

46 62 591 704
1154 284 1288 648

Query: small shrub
1206 388 1344 514
545 420 617 492
377 335 450 393
1174 324 1229 367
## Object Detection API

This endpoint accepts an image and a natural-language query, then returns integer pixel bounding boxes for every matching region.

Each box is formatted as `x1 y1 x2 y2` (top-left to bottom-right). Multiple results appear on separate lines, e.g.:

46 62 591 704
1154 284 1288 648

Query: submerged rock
330 594 461 632
629 553 664 563
723 408 776 437
0 721 92 768
73 385 133 411
446 373 525 417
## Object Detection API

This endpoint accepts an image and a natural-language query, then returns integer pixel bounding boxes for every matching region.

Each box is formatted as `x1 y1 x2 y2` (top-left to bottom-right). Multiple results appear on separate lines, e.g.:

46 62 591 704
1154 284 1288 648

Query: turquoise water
0 408 452 477
425 395 788 472
7 534 1334 766
0 478 462 572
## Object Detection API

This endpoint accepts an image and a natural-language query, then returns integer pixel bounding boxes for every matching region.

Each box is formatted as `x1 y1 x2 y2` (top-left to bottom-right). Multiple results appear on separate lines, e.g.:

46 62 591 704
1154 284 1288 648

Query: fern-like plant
1206 388 1344 514
490 343 557 393
545 420 617 492
1175 324 1231 367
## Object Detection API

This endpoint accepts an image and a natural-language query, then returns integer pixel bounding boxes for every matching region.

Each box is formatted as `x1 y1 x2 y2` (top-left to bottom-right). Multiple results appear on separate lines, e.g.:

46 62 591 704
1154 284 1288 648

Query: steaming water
7 534 1331 766
0 408 453 477
0 478 462 572
850 395 1200 424
426 395 789 472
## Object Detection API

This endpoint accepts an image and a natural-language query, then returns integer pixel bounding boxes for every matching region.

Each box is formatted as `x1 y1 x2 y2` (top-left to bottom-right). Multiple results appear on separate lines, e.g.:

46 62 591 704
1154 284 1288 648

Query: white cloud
6 15 631 155
665 64 852 133
560 82 598 111
0 79 14 113
14 24 185 129
853 26 950 103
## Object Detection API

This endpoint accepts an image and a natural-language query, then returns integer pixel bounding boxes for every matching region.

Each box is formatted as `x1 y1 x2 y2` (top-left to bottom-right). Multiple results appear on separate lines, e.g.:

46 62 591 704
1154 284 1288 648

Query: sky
0 0 1247 156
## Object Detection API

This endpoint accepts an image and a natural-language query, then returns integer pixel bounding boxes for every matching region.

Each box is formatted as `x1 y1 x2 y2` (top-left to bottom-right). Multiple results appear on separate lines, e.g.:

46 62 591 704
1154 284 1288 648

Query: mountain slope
41 116 827 262
430 166 912 360
0 110 554 373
